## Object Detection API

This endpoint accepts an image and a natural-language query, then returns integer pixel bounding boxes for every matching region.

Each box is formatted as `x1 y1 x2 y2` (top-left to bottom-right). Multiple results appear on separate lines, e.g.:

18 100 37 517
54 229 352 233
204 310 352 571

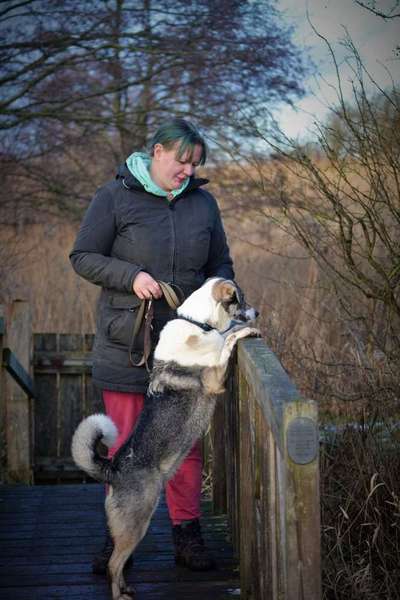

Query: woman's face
150 142 203 191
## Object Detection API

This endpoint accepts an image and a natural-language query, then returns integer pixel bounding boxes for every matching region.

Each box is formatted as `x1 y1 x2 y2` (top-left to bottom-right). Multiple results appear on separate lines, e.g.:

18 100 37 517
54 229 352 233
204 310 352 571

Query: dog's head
178 278 258 332
211 279 258 330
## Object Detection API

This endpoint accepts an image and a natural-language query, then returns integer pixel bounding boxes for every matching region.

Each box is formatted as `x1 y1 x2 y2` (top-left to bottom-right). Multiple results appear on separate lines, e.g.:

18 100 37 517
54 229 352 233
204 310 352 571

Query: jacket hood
116 163 209 198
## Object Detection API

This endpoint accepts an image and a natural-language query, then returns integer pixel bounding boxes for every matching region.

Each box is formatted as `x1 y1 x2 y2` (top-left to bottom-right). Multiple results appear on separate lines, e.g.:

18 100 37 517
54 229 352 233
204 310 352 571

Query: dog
71 277 259 600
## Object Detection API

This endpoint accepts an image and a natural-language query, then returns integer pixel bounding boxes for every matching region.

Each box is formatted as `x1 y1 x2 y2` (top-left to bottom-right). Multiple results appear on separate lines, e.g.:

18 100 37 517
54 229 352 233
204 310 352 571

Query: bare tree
229 19 400 598
0 0 307 222
354 0 400 19
239 33 400 402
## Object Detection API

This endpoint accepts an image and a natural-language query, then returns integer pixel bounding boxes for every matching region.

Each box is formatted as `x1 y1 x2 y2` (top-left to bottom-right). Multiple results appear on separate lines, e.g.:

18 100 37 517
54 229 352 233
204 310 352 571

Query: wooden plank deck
0 484 240 600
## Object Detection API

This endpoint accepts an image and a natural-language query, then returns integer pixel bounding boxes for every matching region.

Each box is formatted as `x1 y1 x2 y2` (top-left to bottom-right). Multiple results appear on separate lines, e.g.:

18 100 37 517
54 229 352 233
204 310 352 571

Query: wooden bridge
0 300 321 599
0 483 239 600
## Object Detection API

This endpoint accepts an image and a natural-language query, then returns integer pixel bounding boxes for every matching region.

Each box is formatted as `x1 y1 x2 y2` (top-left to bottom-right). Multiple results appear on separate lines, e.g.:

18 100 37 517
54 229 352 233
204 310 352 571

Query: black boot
172 519 216 571
92 532 133 575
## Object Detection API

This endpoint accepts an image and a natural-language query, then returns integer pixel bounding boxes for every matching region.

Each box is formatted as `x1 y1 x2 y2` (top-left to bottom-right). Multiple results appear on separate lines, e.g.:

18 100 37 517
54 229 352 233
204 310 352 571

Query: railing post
283 400 321 600
0 305 6 482
4 300 33 483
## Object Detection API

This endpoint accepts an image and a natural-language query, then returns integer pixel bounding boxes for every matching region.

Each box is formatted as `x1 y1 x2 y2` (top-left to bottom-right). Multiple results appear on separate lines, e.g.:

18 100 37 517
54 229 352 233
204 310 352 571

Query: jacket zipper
168 201 176 283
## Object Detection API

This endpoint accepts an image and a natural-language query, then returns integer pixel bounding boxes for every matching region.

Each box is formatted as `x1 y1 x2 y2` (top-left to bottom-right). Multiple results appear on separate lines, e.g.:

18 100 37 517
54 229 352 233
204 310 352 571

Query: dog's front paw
226 323 250 335
244 327 261 338
231 326 261 341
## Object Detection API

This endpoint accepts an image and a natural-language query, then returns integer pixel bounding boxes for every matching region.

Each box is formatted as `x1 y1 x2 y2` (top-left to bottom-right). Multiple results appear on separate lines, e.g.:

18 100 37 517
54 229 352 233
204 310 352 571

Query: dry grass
321 419 400 600
0 222 97 332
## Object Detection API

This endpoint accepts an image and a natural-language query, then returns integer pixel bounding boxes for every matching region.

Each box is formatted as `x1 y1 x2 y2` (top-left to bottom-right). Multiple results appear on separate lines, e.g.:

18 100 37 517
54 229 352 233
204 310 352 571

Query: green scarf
126 152 189 198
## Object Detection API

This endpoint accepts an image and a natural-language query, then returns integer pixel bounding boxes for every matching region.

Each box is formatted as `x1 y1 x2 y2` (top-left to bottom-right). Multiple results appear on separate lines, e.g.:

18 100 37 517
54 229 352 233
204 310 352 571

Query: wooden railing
211 338 321 600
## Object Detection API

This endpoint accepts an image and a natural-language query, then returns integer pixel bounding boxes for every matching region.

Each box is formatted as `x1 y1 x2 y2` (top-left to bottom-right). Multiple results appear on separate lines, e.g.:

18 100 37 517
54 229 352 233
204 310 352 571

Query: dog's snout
243 307 258 321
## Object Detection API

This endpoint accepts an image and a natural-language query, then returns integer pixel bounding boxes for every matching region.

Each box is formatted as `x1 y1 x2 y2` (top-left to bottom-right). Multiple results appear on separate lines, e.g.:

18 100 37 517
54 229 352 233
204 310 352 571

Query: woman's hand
132 272 162 300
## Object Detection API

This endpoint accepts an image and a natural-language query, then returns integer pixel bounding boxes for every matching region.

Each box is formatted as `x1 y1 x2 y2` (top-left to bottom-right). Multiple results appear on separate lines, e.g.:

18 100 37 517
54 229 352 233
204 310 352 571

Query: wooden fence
0 301 321 598
0 301 102 483
33 332 103 482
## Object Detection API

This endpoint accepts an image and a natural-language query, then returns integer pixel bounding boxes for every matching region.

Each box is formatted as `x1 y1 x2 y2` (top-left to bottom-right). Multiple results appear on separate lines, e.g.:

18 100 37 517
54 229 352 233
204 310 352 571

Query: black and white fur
71 278 259 600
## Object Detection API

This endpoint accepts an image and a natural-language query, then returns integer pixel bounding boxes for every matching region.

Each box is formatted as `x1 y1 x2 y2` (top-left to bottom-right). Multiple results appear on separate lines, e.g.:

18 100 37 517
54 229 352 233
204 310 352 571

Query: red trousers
103 390 202 525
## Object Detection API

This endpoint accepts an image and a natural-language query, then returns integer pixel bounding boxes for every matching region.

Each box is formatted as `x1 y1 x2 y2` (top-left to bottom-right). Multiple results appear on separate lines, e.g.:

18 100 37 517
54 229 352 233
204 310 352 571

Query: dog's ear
212 280 237 303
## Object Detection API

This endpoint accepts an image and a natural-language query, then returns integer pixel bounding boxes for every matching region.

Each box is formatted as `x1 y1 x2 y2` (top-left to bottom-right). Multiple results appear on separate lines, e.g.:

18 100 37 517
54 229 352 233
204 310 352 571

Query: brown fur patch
186 334 200 347
211 279 236 303
201 365 227 395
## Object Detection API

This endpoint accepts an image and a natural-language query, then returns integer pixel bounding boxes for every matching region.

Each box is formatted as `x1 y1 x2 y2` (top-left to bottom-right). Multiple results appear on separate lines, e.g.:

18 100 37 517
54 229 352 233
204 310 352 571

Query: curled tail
71 414 118 482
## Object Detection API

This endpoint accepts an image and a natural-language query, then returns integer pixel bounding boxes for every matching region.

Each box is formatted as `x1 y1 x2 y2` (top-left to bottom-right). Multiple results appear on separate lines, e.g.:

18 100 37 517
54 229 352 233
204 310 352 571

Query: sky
275 0 400 140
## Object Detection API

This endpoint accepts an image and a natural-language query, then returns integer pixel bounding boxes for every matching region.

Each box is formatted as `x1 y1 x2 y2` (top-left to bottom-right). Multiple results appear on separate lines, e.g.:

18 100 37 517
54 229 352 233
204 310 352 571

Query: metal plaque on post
287 417 318 465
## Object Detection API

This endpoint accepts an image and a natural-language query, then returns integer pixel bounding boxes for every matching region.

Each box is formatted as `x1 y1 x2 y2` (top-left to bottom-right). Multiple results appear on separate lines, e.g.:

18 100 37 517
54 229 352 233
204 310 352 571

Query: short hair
149 118 207 165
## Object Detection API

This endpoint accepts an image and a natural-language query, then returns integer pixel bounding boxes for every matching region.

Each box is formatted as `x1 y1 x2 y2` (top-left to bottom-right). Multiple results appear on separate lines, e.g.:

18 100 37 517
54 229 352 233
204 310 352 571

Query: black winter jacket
70 164 234 392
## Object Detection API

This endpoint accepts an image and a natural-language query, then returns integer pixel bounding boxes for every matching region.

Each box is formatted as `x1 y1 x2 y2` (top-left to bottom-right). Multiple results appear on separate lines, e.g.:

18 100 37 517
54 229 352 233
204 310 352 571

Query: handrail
237 340 300 452
3 348 36 399
211 337 321 600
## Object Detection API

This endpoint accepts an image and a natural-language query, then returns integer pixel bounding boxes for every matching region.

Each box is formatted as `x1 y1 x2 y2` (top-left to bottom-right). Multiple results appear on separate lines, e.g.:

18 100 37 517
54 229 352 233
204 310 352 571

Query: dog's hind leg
108 531 137 600
108 511 154 600
106 481 161 600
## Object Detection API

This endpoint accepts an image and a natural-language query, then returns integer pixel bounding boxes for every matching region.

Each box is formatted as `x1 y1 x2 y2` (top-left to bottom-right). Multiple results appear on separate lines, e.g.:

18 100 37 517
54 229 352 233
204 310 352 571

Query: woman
70 118 234 574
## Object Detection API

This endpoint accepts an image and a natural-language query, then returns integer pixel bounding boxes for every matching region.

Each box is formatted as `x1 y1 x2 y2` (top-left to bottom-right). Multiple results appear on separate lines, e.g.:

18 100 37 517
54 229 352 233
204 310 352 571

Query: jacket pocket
104 294 143 350
183 229 211 271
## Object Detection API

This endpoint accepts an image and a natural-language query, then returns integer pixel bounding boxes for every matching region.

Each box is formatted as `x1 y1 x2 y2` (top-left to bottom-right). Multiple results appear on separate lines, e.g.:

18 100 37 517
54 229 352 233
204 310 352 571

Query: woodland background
1 1 400 598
